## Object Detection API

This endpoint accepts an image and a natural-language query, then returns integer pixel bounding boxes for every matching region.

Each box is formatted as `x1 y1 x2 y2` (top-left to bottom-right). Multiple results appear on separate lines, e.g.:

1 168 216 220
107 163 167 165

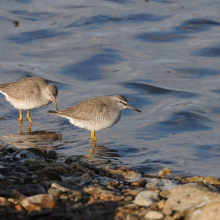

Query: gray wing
56 98 108 121
0 78 41 100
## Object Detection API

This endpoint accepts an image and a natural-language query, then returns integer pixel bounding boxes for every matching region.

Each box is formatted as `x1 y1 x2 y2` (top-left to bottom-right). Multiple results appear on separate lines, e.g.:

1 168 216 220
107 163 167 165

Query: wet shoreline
1 144 220 220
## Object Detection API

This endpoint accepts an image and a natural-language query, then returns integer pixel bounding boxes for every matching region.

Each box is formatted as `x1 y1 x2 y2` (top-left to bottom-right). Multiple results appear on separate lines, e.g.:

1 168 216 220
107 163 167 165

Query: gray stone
133 191 159 206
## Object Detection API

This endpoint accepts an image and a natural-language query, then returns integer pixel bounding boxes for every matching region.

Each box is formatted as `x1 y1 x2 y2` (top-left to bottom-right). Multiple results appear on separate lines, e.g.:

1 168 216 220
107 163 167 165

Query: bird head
46 84 58 110
112 95 141 113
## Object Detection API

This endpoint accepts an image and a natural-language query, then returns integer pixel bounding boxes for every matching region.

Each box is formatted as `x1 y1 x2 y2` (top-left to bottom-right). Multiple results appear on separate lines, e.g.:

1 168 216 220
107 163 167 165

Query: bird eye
119 101 127 105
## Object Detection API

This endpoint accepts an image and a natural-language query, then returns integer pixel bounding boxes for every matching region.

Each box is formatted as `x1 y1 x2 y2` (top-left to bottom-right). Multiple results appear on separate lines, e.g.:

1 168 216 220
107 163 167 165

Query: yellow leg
17 109 23 125
27 110 33 124
91 130 97 147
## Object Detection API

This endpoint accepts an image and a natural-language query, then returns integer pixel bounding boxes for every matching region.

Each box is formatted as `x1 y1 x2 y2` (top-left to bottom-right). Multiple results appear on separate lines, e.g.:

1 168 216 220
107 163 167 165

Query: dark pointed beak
126 104 141 113
52 97 58 111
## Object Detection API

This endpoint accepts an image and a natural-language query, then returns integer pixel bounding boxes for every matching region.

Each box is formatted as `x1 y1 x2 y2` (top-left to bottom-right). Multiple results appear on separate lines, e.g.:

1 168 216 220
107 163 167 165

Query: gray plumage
0 77 58 110
50 95 141 131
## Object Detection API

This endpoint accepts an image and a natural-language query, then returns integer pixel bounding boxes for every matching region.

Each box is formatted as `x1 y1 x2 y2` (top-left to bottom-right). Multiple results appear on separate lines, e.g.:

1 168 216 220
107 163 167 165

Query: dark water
1 0 220 177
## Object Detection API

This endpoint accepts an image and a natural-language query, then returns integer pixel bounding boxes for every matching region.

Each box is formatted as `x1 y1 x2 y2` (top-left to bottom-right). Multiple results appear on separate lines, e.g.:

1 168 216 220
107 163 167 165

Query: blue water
0 0 220 178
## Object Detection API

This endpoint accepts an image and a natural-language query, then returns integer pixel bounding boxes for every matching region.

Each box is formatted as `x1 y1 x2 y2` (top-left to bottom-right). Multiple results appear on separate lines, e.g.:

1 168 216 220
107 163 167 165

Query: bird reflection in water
4 130 62 150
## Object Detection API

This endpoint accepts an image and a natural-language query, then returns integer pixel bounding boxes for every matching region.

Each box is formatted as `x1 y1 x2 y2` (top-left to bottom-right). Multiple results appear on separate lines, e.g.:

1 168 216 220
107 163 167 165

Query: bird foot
88 145 96 157
27 124 32 133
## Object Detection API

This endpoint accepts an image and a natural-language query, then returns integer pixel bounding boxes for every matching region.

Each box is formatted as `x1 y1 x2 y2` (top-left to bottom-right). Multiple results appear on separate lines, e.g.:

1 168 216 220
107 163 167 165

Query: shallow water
0 0 220 177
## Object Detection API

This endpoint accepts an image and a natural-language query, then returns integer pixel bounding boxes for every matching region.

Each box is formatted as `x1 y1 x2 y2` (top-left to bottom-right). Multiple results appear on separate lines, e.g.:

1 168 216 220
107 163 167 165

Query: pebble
133 191 159 206
21 194 56 211
145 210 164 220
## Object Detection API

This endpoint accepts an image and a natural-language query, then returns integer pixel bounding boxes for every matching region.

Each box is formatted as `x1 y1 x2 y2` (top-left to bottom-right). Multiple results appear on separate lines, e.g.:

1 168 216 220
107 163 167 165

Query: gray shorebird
0 77 58 125
49 95 141 146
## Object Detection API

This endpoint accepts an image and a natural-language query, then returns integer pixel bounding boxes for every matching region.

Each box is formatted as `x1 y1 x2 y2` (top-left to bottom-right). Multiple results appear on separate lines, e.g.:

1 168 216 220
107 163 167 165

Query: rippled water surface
1 0 220 177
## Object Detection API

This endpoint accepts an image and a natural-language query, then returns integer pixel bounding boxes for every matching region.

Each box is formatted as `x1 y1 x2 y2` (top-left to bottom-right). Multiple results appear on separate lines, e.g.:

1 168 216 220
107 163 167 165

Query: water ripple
66 13 167 28
123 82 198 98
172 67 220 78
60 48 123 81
6 29 68 44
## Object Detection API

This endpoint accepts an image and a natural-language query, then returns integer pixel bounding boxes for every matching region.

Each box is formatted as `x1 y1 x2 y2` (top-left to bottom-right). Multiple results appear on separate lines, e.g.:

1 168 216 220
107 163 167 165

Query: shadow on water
60 48 123 81
171 67 220 79
66 13 167 28
136 18 220 43
123 82 198 98
6 29 68 44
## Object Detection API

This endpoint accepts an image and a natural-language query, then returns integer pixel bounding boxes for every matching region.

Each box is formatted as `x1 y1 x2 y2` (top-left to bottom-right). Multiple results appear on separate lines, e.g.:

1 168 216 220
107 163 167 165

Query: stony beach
1 143 220 220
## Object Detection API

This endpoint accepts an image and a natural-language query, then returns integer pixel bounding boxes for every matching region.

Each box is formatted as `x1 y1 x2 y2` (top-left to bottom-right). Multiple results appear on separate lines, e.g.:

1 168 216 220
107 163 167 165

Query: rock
159 189 171 199
130 179 147 187
0 197 11 207
0 164 8 175
145 210 164 220
126 213 139 220
187 201 220 220
185 176 220 185
158 167 172 178
133 191 159 206
37 170 62 181
51 183 81 197
163 216 175 220
47 150 57 159
79 173 92 184
124 196 133 202
157 199 166 209
48 188 62 197
106 166 141 180
84 186 124 201
163 185 220 215
21 194 56 212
